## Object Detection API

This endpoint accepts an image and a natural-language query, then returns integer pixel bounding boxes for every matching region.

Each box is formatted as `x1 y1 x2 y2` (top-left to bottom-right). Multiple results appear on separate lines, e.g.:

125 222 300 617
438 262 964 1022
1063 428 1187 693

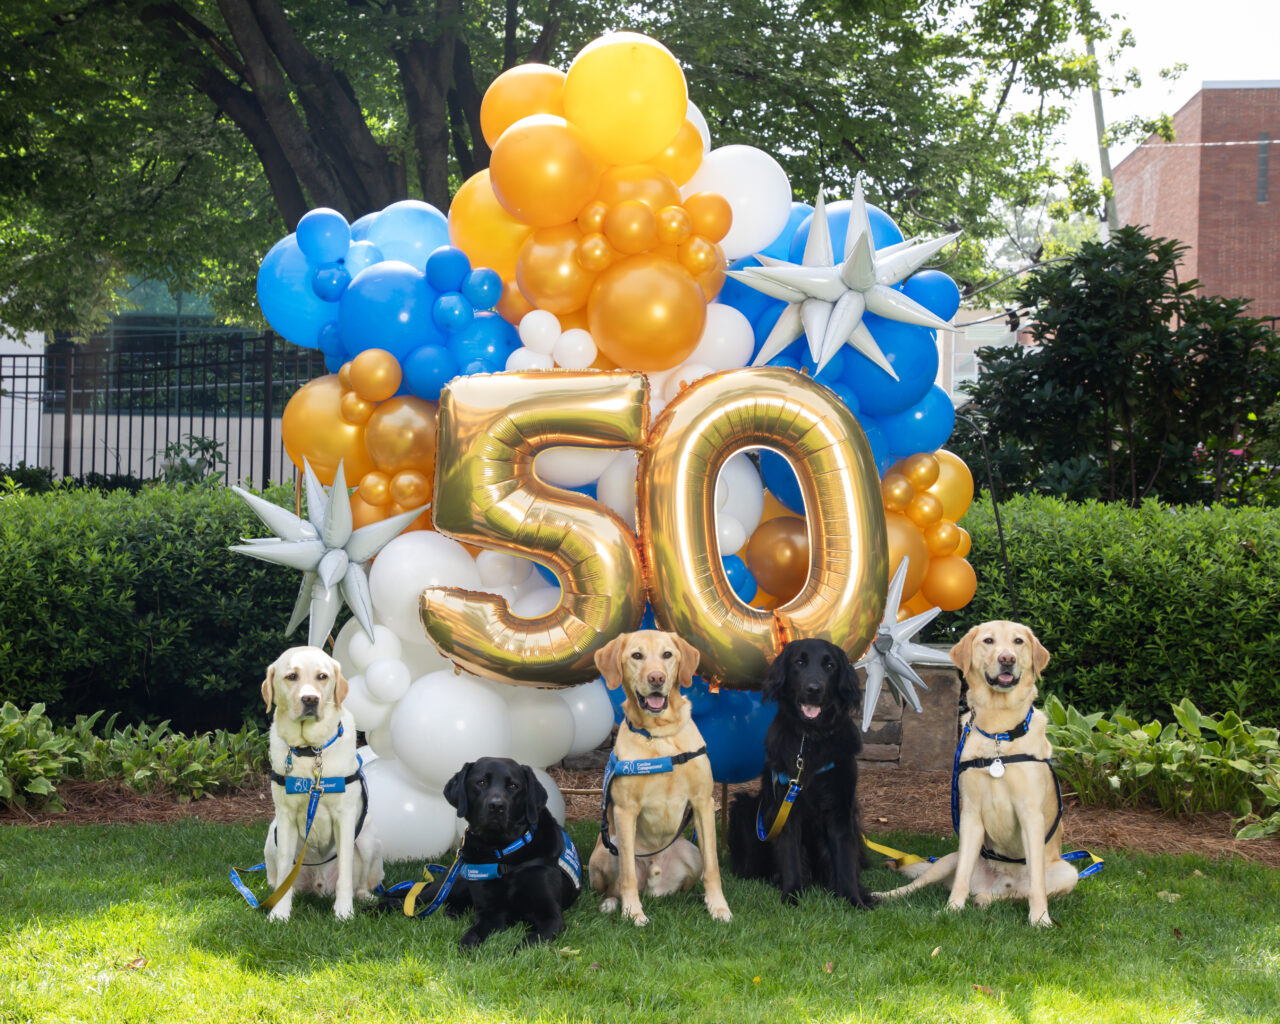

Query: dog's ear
521 764 547 826
261 663 276 713
834 646 861 712
673 636 701 688
594 633 628 690
1029 629 1051 679
761 647 789 703
443 762 474 818
949 626 979 674
333 661 349 707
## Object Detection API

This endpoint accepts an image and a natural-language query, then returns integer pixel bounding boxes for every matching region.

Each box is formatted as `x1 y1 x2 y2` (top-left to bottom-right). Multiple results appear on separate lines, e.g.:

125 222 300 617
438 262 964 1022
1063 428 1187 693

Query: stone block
898 661 962 772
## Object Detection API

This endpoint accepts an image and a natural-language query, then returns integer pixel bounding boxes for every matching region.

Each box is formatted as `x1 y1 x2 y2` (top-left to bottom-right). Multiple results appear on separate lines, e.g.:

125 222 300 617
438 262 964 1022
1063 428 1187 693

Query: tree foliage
2 0 1112 338
954 226 1280 507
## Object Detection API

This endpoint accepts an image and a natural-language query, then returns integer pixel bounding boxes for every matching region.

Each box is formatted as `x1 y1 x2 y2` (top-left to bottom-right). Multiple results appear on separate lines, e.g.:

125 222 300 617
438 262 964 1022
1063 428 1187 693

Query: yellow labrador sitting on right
878 621 1078 926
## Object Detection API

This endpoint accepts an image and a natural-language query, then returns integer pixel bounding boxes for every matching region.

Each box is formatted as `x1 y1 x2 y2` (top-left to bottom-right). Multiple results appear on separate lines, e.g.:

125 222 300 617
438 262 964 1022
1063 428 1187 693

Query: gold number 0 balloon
420 371 649 685
640 367 888 686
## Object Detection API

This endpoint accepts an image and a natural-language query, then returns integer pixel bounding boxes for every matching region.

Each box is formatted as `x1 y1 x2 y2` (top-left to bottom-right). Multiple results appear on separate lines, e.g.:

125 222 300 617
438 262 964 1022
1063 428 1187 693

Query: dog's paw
945 899 966 913
781 887 801 907
622 903 649 927
334 900 354 921
599 897 619 915
706 899 733 923
460 929 484 949
1030 911 1054 928
973 892 994 908
267 906 291 923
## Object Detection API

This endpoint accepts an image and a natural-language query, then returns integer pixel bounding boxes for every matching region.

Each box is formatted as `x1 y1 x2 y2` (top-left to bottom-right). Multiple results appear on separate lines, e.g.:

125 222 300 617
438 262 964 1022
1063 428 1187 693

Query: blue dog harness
600 719 707 856
754 733 836 842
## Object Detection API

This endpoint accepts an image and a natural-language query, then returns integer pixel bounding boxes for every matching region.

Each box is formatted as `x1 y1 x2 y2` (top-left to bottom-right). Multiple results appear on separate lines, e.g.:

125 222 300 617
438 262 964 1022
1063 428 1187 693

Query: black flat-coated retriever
727 638 875 908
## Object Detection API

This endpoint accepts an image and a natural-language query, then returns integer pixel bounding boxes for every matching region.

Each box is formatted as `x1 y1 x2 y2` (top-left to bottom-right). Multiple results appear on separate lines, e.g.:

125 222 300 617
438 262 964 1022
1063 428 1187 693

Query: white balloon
533 767 566 827
510 570 556 606
534 446 616 487
716 514 747 557
596 451 639 531
664 362 716 403
682 145 792 260
507 556 536 586
329 617 364 678
399 638 455 680
719 452 766 535
511 586 561 619
693 304 755 370
365 658 412 703
518 310 561 353
504 687 577 768
506 346 554 371
553 328 597 370
369 532 480 644
686 100 712 151
476 549 519 587
341 673 392 732
389 670 513 789
356 743 377 766
347 624 403 673
362 758 457 861
561 679 617 756
366 722 396 759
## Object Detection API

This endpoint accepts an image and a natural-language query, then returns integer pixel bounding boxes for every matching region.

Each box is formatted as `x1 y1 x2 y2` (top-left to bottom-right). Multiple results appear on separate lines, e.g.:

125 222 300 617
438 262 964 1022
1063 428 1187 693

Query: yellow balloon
281 375 375 484
678 235 718 275
884 511 929 599
479 64 565 148
682 192 732 244
587 253 706 372
364 396 438 475
921 555 977 611
649 118 705 186
577 233 616 273
448 169 533 282
641 367 887 687
655 205 693 246
564 33 688 165
928 448 976 522
348 349 402 403
516 223 596 313
421 372 650 685
489 115 601 227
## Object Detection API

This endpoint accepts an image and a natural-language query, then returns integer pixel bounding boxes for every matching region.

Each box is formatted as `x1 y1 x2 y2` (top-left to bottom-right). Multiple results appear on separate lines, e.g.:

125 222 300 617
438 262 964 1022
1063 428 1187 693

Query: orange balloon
928 449 976 523
590 347 619 370
696 256 725 302
281 375 376 485
759 490 793 524
655 205 693 246
386 502 433 534
489 115 601 227
516 223 596 313
750 589 784 611
364 396 439 475
603 200 658 255
339 391 376 426
337 362 354 390
921 555 977 611
348 349 402 403
479 64 566 148
593 166 680 211
448 170 534 282
906 492 944 529
577 200 608 235
900 591 936 619
884 511 929 599
577 233 616 273
745 515 810 603
924 518 961 557
953 525 972 558
683 192 732 244
559 307 590 332
881 472 915 512
350 492 388 531
496 280 535 325
679 235 718 275
390 468 431 509
650 119 704 186
587 254 706 372
900 452 940 490
358 470 392 507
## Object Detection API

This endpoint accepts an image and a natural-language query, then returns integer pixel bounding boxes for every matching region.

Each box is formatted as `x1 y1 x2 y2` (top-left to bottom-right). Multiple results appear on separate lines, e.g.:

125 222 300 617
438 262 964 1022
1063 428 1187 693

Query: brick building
1112 81 1279 318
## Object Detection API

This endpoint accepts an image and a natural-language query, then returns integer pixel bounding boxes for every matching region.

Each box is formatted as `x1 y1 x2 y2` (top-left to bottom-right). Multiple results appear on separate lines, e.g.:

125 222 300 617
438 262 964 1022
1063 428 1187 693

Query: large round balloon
517 222 596 313
280 375 376 484
927 448 975 522
339 261 438 363
489 115 601 228
587 254 706 371
389 669 513 788
681 146 791 260
841 315 939 417
364 395 439 475
362 758 457 860
878 385 957 459
365 200 450 271
480 63 566 147
563 33 687 165
448 170 534 282
368 531 481 644
696 690 777 783
257 234 339 348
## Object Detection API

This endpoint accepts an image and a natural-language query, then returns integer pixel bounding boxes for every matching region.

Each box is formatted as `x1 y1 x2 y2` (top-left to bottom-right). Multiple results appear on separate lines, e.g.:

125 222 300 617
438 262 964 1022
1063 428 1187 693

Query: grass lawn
1 821 1277 1023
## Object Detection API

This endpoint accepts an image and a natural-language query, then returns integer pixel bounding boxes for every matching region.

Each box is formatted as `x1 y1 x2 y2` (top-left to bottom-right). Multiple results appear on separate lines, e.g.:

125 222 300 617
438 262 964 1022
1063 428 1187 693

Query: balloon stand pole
954 412 1017 619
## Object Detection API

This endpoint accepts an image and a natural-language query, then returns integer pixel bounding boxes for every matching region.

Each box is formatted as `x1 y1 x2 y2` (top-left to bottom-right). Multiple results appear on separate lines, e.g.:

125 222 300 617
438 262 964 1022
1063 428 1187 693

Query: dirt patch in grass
5 766 1278 869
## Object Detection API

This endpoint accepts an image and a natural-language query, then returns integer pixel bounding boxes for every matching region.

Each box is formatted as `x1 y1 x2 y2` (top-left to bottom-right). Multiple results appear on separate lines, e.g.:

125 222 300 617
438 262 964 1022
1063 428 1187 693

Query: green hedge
933 495 1280 726
0 485 299 731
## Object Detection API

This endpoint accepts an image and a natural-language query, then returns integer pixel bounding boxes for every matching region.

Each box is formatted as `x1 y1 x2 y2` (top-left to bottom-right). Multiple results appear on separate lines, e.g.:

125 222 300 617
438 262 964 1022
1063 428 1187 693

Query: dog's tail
874 854 956 899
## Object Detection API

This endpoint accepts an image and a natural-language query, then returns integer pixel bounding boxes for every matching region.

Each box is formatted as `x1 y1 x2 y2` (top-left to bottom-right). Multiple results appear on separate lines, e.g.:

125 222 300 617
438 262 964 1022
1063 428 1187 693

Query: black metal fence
0 333 326 487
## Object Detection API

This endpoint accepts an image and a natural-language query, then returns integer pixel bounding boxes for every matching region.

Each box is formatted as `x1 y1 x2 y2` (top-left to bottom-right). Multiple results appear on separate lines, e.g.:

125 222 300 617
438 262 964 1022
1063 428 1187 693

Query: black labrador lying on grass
428 757 581 949
727 638 875 909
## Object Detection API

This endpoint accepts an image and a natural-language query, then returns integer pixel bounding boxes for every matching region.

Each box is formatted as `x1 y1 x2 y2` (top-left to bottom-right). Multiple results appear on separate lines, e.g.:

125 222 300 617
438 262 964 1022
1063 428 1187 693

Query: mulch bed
7 766 1277 870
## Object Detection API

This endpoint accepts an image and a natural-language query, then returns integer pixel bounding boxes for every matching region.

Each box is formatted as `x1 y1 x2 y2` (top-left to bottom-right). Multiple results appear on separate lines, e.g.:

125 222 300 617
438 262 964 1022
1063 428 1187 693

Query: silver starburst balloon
230 459 424 647
855 556 955 732
727 173 960 378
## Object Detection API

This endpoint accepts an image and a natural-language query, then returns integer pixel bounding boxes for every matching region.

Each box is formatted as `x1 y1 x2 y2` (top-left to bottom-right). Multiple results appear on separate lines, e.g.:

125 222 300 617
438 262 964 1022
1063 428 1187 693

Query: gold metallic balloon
924 518 961 557
746 516 809 602
885 511 929 599
953 525 972 559
348 349 403 403
927 448 975 522
358 470 392 507
365 396 438 475
881 472 915 512
390 468 431 509
421 372 650 685
640 366 887 687
921 554 977 611
281 375 375 484
906 492 944 529
899 451 940 491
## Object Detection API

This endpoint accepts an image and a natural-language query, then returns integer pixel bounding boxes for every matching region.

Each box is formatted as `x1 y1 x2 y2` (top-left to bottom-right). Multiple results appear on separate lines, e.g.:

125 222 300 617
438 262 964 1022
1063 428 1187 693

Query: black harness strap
955 751 1064 864
599 745 707 857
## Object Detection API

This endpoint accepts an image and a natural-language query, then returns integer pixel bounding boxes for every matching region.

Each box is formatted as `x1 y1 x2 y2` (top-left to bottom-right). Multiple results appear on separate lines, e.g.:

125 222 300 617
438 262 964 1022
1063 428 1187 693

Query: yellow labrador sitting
878 621 1078 926
261 646 383 921
588 630 732 927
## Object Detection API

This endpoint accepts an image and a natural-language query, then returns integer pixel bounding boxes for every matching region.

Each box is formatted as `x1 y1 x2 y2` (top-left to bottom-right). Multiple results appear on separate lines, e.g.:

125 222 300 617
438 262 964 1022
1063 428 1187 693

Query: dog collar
969 708 1033 743
284 723 344 773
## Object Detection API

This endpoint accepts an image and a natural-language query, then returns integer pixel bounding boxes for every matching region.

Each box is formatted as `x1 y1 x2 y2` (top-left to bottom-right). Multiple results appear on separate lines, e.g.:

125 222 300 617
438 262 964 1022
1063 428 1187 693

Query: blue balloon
572 481 598 502
841 314 939 417
818 379 860 414
799 344 846 383
344 240 384 276
323 352 346 373
339 261 439 362
759 448 804 514
365 200 450 271
256 234 339 348
640 604 656 630
717 258 778 327
432 293 474 334
695 690 778 784
855 413 893 476
877 385 956 458
902 269 961 322
462 268 504 311
311 261 351 302
317 322 347 362
452 312 519 371
402 343 460 401
535 562 559 588
426 246 472 293
759 202 814 260
722 555 757 603
349 212 379 242
296 208 351 265
789 199 904 264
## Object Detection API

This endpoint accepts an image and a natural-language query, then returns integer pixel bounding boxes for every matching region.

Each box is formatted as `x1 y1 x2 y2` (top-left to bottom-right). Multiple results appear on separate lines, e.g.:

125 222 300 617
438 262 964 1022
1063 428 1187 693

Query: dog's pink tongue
644 695 666 712
998 672 1014 685
801 704 821 719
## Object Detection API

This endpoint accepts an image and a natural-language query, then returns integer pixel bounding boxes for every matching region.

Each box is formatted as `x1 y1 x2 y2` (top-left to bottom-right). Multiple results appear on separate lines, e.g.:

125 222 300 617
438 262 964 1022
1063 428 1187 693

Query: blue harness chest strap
754 759 835 842
600 745 707 856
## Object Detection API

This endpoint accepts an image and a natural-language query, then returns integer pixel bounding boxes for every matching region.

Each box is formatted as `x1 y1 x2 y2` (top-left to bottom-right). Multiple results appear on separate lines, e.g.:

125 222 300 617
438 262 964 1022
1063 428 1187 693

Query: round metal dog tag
988 758 1005 778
